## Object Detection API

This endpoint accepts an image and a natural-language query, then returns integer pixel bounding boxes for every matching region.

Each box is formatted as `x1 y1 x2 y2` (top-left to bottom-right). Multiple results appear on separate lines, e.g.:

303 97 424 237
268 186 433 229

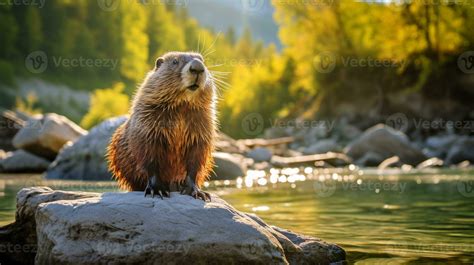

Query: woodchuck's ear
155 57 164 71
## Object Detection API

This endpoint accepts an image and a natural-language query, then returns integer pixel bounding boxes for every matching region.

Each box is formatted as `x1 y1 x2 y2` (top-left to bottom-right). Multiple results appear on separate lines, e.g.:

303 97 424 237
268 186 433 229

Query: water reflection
0 168 473 264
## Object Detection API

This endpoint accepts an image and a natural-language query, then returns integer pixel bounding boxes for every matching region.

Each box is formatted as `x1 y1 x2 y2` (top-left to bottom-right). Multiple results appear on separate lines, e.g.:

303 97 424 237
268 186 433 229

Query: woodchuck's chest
131 105 212 160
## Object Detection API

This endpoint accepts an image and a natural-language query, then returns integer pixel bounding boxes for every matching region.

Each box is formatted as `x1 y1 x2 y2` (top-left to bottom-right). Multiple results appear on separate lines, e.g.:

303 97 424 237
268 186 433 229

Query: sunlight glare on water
0 168 473 264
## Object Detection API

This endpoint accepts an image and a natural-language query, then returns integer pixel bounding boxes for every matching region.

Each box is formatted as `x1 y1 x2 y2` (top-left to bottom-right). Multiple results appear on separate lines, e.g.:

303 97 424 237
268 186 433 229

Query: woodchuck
107 52 217 201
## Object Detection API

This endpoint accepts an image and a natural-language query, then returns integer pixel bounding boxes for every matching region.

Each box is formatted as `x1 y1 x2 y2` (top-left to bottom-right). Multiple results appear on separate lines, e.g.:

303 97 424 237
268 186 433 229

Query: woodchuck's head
136 51 215 107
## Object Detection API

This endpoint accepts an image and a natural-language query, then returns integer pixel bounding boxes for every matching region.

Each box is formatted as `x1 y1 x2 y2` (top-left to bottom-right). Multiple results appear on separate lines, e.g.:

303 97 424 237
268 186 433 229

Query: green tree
119 2 149 81
81 83 130 129
147 4 185 62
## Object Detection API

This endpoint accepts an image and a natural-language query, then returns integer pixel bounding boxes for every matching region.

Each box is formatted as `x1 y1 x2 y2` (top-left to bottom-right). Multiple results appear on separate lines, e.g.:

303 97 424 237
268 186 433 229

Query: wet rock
303 139 341 155
1 187 346 265
445 137 474 165
246 147 273 162
345 124 427 166
13 113 87 159
0 150 51 173
46 116 127 180
212 152 247 180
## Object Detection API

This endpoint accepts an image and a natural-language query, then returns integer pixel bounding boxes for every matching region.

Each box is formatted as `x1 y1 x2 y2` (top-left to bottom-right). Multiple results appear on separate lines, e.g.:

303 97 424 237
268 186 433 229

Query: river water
0 168 473 264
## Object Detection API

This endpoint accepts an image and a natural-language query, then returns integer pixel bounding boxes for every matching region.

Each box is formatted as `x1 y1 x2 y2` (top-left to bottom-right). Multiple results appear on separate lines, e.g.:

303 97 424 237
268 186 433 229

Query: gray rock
298 124 331 146
339 124 362 141
445 137 474 165
247 147 273 162
13 113 87 159
212 152 247 180
0 187 100 265
3 187 345 264
345 124 427 166
46 116 127 180
0 150 51 173
355 151 385 167
264 127 290 139
425 134 458 150
425 134 459 158
303 139 341 155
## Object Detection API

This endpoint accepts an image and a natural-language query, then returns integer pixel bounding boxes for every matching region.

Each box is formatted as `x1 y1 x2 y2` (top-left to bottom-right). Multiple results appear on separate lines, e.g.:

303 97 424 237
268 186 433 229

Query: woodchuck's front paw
180 177 211 202
144 176 170 199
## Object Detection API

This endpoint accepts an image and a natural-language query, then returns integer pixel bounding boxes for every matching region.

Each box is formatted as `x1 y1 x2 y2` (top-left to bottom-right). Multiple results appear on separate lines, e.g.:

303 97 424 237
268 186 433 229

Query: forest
0 0 473 138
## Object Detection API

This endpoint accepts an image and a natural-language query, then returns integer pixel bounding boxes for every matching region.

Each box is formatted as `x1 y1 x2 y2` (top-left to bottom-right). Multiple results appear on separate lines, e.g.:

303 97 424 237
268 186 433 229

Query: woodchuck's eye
172 58 179 65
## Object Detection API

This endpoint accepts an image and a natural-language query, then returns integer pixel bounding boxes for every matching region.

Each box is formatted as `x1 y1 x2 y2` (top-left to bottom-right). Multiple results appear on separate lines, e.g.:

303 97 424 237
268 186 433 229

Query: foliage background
0 0 473 137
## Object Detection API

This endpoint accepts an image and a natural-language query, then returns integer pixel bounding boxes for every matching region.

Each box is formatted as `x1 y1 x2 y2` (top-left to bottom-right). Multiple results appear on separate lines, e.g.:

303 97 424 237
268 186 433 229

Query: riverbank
1 110 473 181
0 169 473 264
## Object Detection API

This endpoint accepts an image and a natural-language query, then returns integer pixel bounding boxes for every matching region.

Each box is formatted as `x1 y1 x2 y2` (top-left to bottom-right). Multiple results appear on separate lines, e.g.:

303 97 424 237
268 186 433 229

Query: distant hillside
186 0 280 48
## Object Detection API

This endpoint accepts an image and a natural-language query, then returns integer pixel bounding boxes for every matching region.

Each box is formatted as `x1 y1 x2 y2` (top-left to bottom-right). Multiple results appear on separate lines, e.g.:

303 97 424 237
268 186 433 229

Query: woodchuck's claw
144 185 154 198
144 176 170 199
181 185 211 202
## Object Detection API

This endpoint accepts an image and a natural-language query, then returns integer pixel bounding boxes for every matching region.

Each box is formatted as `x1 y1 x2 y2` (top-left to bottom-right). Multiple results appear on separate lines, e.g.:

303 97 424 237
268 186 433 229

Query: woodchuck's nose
189 59 205 74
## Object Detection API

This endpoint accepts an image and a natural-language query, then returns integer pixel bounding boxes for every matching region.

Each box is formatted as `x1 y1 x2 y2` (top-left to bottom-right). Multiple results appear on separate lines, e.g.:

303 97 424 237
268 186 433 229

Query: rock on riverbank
0 187 345 265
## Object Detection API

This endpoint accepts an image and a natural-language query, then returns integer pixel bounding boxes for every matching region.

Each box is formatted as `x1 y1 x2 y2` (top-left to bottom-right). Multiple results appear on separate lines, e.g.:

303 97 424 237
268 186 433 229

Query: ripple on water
1 170 473 264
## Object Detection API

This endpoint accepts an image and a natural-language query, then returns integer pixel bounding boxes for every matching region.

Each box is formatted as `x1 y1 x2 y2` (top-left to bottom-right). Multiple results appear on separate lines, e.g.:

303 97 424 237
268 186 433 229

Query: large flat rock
0 187 345 264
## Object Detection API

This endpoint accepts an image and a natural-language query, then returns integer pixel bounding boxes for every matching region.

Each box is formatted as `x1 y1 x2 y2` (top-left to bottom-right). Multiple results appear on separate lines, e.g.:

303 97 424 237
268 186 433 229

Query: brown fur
107 52 217 191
